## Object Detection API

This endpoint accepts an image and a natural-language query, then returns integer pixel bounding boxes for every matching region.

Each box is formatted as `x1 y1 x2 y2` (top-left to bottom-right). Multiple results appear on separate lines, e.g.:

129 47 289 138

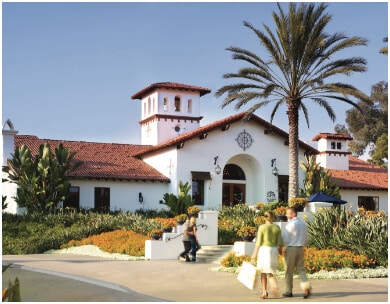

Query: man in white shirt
282 207 311 299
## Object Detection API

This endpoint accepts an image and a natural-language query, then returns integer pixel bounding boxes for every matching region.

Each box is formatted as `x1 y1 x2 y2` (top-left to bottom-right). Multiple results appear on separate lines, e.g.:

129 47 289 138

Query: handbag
237 261 257 290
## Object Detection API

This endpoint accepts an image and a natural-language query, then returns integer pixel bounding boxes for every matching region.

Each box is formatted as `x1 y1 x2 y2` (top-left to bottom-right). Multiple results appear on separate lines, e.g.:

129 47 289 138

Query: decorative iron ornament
236 129 253 151
267 191 276 202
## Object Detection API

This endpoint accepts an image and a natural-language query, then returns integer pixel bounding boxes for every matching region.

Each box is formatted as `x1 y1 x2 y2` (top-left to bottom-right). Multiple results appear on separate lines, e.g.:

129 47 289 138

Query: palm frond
309 98 336 121
299 101 310 128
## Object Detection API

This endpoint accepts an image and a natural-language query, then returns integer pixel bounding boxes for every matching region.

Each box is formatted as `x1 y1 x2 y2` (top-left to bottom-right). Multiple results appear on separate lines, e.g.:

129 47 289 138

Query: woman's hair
189 216 197 226
264 210 275 222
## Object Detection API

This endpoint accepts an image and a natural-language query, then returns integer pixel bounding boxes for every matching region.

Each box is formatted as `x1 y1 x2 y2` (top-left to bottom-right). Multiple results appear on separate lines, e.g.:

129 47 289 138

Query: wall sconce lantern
271 158 279 176
214 156 222 175
139 192 144 203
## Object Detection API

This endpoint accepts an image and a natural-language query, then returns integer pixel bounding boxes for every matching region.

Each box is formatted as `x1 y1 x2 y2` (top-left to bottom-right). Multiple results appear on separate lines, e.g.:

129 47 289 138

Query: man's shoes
282 292 293 297
303 288 311 299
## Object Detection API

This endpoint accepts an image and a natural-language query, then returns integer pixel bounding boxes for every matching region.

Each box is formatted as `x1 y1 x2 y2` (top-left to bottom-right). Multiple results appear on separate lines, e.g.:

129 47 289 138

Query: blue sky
2 2 388 149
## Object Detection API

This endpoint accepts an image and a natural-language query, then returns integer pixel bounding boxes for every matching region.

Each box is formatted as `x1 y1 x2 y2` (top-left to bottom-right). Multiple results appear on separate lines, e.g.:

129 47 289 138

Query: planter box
234 241 256 256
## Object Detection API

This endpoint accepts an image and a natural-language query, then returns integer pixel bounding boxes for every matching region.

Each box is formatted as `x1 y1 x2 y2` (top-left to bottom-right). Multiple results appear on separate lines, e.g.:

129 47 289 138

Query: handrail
165 223 208 242
165 233 183 242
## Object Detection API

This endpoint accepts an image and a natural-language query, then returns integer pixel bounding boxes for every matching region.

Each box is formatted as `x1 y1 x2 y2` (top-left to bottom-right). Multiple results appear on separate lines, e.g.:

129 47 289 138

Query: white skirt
256 246 279 274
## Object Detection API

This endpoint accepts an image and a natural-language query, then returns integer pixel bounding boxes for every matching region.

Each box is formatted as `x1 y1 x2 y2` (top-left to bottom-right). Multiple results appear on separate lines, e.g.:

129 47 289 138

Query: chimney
2 119 18 166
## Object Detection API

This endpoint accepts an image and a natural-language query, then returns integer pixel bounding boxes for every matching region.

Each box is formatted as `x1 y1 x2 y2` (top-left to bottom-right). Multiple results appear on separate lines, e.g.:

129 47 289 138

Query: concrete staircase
196 245 233 264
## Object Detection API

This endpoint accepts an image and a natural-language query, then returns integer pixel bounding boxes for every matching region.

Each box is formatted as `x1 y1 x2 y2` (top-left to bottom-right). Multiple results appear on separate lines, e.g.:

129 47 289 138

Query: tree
3 143 82 213
215 2 370 200
345 81 388 157
370 133 388 166
299 155 340 197
333 124 350 135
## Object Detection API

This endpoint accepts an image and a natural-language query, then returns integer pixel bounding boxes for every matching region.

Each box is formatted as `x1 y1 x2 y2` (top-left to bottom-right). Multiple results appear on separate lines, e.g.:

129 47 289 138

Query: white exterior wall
156 118 199 143
316 153 350 170
317 138 328 151
141 92 158 119
2 120 23 214
144 120 307 211
339 189 388 213
155 89 201 117
3 119 18 166
3 134 15 166
70 179 170 212
140 89 202 145
142 149 178 195
315 137 349 170
140 119 157 145
2 173 25 215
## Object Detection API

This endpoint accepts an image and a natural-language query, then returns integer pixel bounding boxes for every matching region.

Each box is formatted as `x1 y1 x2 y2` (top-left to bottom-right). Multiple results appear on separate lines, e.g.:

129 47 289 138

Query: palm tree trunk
287 104 299 201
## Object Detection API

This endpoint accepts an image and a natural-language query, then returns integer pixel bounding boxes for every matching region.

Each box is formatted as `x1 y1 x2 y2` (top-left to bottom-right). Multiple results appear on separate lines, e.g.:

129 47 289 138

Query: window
191 171 211 205
278 175 289 204
188 99 192 113
143 103 147 117
337 142 342 149
163 97 168 111
223 164 246 180
95 187 110 212
192 180 205 206
148 97 151 115
63 186 80 210
331 142 336 149
358 196 379 211
174 96 181 112
222 164 246 206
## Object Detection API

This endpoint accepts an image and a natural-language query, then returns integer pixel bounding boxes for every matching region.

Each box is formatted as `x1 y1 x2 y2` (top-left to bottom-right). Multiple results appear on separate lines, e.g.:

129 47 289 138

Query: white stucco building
2 82 388 214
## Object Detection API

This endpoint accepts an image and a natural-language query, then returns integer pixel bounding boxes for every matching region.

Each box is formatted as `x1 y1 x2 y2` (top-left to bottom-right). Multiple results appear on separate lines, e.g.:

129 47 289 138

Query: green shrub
334 211 388 267
2 210 155 254
218 226 240 245
218 204 257 228
307 207 388 267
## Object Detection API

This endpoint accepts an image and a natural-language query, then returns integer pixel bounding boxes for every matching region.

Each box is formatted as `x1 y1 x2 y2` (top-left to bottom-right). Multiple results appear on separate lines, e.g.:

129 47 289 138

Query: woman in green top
251 211 282 299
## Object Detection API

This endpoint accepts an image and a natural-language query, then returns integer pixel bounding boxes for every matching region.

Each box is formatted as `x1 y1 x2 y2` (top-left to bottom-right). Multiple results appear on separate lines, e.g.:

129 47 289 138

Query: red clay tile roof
329 157 388 190
12 117 387 191
13 136 170 182
133 112 319 157
312 133 353 141
131 82 211 99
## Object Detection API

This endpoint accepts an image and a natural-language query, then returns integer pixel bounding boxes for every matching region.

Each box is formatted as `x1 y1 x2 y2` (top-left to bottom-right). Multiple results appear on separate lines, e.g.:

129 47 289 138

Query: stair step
196 245 233 264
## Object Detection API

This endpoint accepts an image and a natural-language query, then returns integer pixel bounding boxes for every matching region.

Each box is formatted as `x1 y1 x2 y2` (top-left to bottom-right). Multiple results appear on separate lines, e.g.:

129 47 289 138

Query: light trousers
283 246 310 293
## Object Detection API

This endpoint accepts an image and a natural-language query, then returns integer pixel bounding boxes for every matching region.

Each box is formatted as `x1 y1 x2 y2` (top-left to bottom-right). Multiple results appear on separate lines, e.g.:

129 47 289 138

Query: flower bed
62 229 148 256
219 248 378 273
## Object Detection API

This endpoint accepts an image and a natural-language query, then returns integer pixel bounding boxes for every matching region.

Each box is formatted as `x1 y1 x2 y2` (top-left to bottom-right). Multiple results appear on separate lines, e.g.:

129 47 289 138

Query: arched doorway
222 164 246 206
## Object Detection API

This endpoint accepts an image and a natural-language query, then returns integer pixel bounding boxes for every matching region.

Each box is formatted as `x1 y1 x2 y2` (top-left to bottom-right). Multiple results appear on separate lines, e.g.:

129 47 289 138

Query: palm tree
215 2 371 200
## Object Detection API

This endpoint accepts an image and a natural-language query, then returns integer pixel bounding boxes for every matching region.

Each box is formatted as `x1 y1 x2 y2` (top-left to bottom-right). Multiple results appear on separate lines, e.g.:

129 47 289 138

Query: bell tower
131 82 211 145
312 133 353 170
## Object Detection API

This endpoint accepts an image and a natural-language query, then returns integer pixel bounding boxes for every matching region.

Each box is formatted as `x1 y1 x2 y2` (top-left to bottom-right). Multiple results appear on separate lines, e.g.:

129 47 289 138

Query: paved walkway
2 254 388 302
